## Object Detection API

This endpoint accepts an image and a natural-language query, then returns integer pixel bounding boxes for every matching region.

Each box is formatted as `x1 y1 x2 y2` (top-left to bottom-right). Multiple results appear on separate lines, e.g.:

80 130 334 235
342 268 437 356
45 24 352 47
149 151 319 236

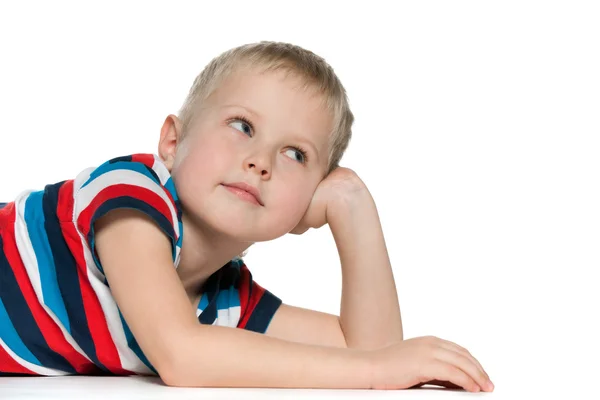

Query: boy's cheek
181 145 229 181
275 191 312 219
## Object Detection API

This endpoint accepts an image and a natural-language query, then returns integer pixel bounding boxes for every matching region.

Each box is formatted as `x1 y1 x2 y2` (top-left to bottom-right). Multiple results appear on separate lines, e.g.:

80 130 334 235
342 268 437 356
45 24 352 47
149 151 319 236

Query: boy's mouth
221 182 264 206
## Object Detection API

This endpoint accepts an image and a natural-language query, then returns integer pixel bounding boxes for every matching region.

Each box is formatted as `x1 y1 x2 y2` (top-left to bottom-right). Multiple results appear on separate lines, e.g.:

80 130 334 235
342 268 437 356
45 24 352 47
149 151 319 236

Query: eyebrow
222 104 321 162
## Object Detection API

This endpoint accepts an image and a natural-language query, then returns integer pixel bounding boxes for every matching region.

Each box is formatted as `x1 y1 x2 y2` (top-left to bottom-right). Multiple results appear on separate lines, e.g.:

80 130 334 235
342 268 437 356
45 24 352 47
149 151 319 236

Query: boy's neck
176 211 250 302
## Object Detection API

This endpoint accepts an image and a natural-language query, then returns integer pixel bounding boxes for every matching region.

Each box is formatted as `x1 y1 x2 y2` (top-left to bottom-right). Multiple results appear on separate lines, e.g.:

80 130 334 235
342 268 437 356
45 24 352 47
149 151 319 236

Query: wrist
350 348 377 390
361 348 380 390
326 183 373 223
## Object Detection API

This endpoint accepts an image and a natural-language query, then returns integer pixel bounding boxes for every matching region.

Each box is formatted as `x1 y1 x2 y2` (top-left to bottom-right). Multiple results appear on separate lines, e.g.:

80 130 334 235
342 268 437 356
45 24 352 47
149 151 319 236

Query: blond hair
177 41 354 175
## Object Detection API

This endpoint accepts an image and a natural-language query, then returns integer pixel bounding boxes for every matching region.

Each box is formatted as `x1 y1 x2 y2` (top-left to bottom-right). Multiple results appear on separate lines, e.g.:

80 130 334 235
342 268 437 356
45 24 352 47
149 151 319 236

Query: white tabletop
0 376 496 399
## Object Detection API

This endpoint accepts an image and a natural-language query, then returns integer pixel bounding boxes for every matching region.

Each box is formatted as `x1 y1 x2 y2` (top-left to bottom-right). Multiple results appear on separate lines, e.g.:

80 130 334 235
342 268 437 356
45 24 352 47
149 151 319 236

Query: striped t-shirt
0 154 282 376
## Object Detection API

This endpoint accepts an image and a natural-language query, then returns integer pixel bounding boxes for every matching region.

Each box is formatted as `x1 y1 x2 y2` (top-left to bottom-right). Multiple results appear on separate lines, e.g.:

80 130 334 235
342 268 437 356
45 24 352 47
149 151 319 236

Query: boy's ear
158 114 183 171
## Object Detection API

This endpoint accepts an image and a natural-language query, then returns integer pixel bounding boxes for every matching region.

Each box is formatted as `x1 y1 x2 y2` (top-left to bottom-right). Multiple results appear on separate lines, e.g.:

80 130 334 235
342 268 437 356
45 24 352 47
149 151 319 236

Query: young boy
0 41 493 392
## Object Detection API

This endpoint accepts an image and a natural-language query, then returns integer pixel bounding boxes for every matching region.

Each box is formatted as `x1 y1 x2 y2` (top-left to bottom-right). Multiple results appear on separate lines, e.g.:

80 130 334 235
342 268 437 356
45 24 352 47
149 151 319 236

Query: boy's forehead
209 67 333 158
213 66 314 103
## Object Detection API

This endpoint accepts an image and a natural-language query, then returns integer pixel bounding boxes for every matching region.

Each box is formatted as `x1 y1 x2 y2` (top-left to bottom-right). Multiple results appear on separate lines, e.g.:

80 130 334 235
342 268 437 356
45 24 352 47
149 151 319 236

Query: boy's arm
331 182 404 348
266 173 403 350
265 304 348 348
95 209 372 388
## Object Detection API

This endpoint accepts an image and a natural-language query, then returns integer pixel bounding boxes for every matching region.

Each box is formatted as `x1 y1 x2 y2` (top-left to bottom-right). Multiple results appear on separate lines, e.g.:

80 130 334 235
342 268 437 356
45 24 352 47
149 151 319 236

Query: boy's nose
247 162 271 178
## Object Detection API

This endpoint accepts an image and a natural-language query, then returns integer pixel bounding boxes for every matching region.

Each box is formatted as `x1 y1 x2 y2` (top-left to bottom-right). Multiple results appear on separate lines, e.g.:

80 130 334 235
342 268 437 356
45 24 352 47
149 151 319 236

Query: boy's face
165 67 333 242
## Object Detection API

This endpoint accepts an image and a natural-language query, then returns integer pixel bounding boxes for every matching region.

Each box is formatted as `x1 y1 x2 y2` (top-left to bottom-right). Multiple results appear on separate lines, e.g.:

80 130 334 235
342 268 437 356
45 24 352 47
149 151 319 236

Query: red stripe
131 154 155 168
0 343 38 375
58 181 131 375
0 203 35 376
77 184 176 241
237 264 265 329
160 185 177 215
236 264 250 328
0 202 15 226
124 154 179 225
0 207 98 375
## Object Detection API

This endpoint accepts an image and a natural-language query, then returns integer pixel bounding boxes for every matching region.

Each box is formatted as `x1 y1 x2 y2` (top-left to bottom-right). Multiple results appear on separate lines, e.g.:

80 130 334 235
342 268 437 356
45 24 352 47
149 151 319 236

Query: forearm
329 188 403 350
162 323 372 389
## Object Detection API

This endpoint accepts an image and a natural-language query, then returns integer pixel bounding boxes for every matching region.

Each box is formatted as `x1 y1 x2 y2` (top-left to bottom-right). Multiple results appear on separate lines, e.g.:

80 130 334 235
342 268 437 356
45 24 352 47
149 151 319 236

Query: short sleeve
72 154 183 276
197 258 282 334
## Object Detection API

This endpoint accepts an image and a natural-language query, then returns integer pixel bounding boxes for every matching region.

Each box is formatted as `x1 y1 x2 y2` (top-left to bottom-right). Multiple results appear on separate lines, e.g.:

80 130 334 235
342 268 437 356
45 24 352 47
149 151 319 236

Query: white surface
1 376 497 399
1 0 599 398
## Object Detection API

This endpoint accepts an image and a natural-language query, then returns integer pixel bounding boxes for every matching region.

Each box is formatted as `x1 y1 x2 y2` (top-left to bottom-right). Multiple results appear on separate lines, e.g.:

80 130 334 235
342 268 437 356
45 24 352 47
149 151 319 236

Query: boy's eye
229 120 252 136
284 148 306 164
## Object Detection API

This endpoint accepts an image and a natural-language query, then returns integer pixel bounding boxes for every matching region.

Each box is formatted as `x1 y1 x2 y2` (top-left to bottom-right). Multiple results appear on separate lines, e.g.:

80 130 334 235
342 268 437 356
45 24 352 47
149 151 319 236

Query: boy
0 41 493 392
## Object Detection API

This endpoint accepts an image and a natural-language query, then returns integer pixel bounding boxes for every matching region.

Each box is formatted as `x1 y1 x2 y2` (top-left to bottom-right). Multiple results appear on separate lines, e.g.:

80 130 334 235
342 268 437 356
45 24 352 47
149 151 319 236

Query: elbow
156 350 209 388
158 362 208 388
155 330 213 388
159 367 182 387
155 354 186 387
151 340 192 387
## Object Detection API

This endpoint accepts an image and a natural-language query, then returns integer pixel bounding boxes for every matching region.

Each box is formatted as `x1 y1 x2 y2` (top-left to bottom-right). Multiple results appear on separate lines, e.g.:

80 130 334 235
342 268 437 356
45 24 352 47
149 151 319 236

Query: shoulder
71 153 183 262
72 153 180 214
75 154 177 199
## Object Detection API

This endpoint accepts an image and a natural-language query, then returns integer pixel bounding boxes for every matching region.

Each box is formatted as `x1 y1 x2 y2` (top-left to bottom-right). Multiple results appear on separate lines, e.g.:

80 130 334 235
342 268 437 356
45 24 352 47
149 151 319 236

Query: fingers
439 338 490 381
432 342 493 392
437 339 490 383
427 361 481 393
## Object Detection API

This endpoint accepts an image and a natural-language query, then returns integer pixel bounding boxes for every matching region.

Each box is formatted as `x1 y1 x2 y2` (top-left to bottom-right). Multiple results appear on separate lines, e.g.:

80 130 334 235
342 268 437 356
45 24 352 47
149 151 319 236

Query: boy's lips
221 182 264 206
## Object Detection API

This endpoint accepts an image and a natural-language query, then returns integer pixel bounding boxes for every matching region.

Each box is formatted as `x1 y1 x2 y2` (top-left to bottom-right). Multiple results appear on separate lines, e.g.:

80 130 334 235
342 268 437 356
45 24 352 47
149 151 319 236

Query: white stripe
77 229 153 375
72 166 95 203
151 155 183 268
216 306 242 328
0 337 70 376
73 169 180 240
13 191 44 301
151 155 172 187
11 192 93 365
196 306 242 328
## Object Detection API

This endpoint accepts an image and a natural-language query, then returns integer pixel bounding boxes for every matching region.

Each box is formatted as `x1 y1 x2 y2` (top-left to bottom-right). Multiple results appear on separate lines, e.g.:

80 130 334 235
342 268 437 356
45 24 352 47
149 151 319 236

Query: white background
1 0 599 398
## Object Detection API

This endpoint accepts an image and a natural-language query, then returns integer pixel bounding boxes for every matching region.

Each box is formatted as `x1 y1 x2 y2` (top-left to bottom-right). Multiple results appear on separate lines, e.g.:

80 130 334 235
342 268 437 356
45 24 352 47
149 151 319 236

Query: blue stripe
42 182 108 372
81 160 161 190
217 285 240 310
198 293 209 312
227 283 240 308
0 371 34 376
107 156 161 190
117 311 157 375
197 267 222 325
0 295 42 366
197 262 241 325
194 261 280 332
88 197 177 275
24 191 71 334
0 235 76 373
108 155 133 164
244 290 282 334
164 178 179 201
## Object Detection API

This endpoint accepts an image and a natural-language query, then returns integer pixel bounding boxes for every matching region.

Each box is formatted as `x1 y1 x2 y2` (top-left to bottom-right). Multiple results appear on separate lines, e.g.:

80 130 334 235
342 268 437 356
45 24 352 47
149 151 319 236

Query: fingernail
487 381 495 391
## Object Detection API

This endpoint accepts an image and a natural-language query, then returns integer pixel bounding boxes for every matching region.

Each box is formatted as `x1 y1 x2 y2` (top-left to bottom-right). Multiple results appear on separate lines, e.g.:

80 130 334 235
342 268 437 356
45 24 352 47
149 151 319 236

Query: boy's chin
193 204 298 241
205 218 289 243
230 228 289 243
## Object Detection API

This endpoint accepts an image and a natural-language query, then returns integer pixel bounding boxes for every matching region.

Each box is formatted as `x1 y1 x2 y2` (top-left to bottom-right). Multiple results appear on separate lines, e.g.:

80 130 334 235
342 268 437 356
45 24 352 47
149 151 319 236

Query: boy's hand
290 167 367 235
368 336 494 392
